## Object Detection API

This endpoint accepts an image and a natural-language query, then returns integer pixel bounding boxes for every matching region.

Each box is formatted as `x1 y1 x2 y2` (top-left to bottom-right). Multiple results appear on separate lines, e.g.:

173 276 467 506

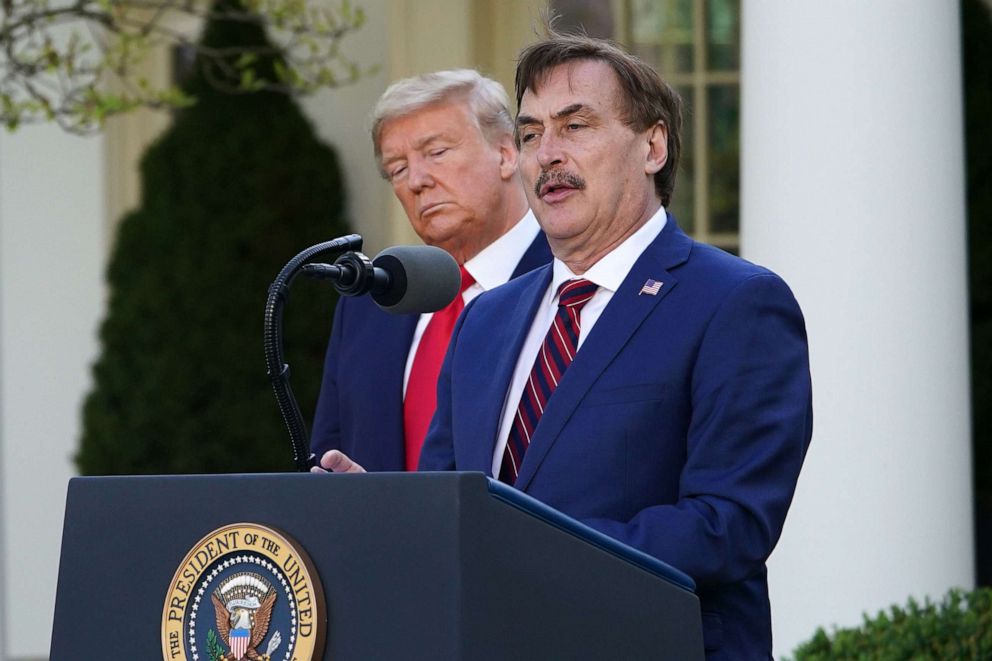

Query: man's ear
497 135 519 180
645 122 668 176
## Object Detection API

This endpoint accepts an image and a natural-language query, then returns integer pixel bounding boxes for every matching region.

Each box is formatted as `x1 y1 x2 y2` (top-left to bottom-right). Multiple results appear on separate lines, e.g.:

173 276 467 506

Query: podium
51 472 703 659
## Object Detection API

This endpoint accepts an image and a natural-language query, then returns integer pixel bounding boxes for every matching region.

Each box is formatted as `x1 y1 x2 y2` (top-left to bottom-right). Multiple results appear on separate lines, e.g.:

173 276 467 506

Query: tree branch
0 0 370 133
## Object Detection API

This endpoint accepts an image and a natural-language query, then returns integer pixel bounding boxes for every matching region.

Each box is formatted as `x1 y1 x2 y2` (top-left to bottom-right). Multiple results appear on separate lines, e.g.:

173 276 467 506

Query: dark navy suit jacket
310 233 552 470
419 216 813 659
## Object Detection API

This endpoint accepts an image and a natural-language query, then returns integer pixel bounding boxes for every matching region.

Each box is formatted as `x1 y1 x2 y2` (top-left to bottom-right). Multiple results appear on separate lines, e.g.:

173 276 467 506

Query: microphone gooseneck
264 233 364 472
268 237 461 472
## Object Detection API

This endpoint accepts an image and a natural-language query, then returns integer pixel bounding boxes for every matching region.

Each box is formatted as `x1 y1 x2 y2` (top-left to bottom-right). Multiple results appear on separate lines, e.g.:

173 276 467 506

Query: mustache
534 169 586 197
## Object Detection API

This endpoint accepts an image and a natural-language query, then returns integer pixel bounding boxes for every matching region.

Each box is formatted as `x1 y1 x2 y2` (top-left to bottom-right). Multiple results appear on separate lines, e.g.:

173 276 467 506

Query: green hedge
77 2 348 474
790 587 992 660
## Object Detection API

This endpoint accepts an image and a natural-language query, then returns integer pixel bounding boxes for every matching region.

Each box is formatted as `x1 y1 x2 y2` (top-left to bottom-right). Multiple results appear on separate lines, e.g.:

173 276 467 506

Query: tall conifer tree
78 2 348 473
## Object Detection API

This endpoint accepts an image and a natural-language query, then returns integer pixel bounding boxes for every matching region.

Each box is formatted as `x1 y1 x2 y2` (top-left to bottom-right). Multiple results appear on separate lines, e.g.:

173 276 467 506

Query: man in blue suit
310 70 552 472
316 38 812 659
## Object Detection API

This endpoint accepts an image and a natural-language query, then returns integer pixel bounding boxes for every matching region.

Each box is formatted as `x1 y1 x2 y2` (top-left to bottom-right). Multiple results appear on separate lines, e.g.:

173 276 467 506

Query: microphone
302 245 460 315
370 245 461 313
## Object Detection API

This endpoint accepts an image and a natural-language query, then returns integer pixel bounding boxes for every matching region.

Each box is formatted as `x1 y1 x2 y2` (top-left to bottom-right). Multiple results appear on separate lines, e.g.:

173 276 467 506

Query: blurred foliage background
76 3 349 474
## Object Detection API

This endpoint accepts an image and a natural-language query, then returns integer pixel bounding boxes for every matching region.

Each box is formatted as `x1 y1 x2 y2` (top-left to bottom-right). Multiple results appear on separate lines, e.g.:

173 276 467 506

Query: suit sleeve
310 298 347 458
583 273 813 588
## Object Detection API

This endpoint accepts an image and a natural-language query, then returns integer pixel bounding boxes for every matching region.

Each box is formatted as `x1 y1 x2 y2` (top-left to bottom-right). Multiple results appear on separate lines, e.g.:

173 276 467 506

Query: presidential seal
162 523 325 661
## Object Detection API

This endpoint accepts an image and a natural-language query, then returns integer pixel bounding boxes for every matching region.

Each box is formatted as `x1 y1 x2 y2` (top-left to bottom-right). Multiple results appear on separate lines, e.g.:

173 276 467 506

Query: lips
535 170 585 203
419 201 450 217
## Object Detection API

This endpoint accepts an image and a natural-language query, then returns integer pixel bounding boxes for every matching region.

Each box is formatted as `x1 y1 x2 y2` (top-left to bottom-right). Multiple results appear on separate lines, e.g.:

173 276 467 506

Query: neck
454 187 529 264
556 199 661 274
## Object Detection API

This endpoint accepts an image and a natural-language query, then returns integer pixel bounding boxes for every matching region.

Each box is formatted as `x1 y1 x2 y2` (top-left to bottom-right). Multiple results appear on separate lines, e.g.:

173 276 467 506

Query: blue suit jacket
419 216 813 659
310 233 552 470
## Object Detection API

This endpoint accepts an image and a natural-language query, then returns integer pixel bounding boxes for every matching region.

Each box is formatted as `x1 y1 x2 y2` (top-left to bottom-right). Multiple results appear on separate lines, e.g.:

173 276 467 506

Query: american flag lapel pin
639 279 663 296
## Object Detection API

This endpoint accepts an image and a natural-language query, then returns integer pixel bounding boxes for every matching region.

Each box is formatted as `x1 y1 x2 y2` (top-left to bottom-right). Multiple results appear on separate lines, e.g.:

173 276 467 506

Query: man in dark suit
416 38 812 659
316 38 811 660
310 69 552 472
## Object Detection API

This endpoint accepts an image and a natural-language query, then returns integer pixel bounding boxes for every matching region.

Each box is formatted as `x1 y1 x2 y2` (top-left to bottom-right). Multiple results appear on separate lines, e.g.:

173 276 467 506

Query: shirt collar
464 209 540 291
551 205 667 297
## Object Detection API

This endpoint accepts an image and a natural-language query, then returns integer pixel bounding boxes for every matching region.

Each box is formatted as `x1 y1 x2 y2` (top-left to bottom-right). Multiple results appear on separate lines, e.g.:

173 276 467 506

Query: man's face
516 60 667 268
379 101 517 263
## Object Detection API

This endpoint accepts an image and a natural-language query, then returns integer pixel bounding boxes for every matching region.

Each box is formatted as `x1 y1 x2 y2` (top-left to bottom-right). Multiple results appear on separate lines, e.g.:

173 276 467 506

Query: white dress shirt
491 206 667 476
402 210 541 397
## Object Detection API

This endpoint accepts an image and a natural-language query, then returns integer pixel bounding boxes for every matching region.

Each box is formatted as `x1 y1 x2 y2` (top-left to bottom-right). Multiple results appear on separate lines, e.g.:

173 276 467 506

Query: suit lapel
513 216 692 491
465 266 553 474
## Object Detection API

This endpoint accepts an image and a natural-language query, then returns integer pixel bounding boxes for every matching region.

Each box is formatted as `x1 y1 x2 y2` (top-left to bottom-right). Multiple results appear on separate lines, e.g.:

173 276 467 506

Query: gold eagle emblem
211 572 277 660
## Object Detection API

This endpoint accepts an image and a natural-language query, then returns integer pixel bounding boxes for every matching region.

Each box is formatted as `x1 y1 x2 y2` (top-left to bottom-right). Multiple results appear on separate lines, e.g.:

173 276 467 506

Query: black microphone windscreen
371 245 460 315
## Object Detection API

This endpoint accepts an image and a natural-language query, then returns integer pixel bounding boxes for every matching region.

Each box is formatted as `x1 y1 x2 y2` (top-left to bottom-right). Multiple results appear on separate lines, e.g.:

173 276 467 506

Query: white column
741 1 973 656
0 125 105 657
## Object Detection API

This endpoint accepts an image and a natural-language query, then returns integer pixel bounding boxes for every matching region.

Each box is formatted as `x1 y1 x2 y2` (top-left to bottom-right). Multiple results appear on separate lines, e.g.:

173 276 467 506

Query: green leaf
235 52 258 69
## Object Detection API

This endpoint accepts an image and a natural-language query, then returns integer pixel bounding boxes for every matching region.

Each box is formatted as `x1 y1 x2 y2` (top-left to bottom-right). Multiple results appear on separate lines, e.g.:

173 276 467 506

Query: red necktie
499 279 598 484
403 265 475 470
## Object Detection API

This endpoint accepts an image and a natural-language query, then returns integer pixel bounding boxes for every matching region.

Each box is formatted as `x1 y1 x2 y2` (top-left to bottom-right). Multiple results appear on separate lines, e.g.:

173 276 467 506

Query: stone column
740 1 973 655
0 125 105 657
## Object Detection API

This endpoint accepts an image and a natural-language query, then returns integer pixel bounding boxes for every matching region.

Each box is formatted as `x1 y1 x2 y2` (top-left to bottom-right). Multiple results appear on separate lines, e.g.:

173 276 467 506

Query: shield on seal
230 628 250 659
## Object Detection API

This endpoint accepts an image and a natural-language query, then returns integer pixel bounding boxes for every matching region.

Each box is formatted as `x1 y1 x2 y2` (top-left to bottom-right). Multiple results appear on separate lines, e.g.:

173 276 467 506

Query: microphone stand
264 234 364 472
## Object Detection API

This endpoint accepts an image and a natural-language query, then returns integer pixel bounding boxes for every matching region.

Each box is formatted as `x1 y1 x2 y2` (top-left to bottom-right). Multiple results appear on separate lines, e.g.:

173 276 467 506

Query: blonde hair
371 69 514 174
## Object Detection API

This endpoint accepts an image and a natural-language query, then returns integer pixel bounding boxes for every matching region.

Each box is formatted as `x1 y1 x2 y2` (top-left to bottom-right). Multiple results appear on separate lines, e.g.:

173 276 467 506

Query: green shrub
76 2 348 474
789 587 992 660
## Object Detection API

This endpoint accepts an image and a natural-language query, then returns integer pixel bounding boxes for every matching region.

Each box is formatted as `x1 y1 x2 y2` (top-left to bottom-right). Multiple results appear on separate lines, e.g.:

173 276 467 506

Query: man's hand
310 449 367 474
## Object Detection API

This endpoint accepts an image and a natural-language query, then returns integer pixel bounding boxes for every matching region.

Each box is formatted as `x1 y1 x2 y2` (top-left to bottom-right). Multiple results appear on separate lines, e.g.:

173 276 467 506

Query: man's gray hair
371 69 514 170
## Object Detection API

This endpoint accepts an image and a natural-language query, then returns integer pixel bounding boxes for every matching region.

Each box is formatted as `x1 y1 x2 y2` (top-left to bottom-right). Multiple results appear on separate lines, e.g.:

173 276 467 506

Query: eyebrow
381 132 448 166
553 103 590 120
516 103 592 127
411 132 446 150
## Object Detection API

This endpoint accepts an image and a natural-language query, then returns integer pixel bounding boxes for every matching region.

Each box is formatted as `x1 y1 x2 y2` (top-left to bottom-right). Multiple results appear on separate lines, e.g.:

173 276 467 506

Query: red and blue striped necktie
499 278 598 485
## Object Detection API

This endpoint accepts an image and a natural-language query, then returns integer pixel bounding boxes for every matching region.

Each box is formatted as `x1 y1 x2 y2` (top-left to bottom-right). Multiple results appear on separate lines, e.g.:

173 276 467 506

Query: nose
406 157 435 193
536 131 565 169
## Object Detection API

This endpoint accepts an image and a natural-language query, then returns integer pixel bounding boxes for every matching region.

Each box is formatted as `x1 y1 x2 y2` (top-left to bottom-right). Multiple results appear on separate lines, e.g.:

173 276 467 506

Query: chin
419 229 462 256
537 211 579 235
425 214 473 241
